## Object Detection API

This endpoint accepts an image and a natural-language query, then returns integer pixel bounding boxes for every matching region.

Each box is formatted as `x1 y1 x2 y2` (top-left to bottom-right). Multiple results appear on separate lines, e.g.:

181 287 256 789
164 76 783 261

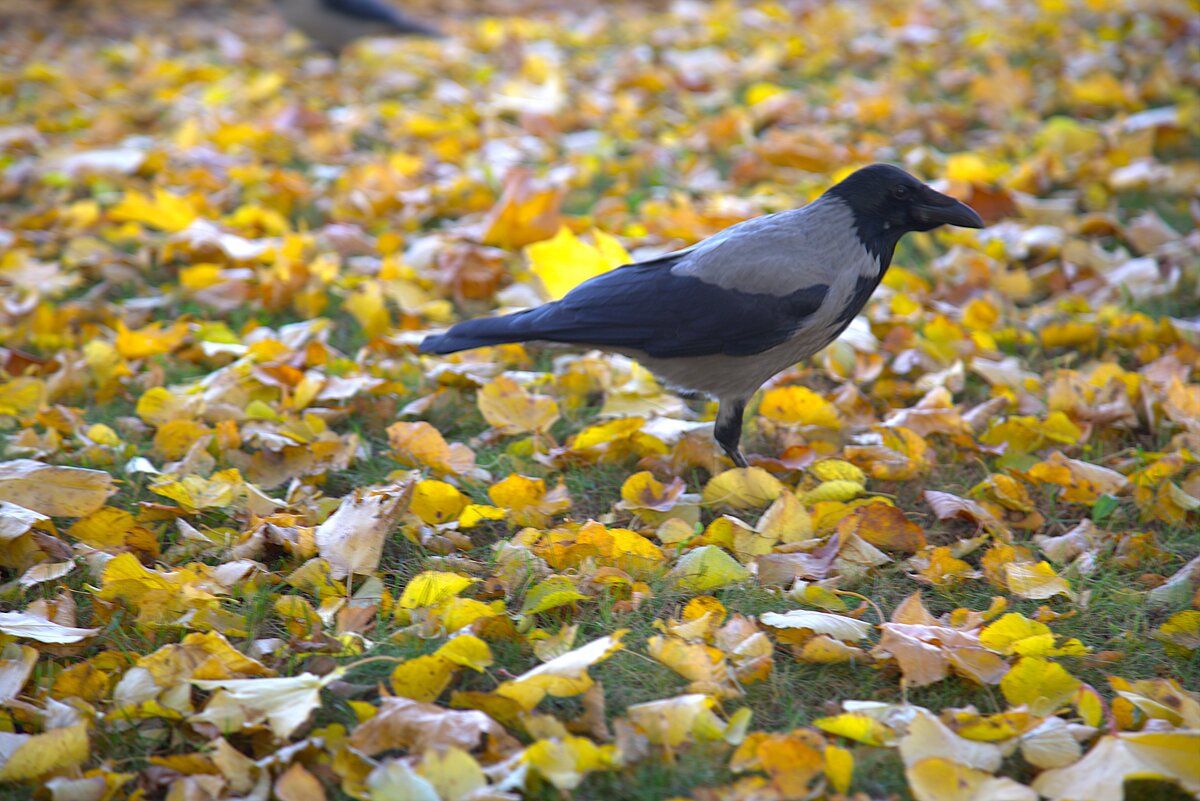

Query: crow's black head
827 163 984 237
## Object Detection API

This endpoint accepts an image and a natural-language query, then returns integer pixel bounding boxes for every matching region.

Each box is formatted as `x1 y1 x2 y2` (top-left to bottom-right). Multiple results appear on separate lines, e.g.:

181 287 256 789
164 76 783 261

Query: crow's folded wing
496 259 830 359
322 0 441 33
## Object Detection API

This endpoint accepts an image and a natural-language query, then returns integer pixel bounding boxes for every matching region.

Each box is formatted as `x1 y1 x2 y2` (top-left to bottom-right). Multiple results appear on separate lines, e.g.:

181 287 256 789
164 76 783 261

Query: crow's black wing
421 258 829 358
322 0 442 34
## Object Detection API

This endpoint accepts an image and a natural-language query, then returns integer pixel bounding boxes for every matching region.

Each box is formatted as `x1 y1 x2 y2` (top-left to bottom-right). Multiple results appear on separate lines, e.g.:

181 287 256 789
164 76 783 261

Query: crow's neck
848 214 904 273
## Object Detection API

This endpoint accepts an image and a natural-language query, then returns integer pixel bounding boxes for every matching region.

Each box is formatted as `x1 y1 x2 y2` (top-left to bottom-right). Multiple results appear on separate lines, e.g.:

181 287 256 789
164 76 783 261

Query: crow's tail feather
419 306 553 354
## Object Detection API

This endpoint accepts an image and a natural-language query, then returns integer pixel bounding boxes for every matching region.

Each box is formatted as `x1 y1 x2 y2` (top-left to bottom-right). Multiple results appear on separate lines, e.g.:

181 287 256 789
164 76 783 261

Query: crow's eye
892 185 911 200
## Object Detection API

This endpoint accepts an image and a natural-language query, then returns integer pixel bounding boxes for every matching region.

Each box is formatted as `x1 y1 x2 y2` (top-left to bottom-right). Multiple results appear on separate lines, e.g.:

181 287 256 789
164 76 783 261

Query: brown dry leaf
274 762 327 801
348 696 519 756
315 480 412 578
836 502 926 553
873 622 1007 688
922 490 1012 540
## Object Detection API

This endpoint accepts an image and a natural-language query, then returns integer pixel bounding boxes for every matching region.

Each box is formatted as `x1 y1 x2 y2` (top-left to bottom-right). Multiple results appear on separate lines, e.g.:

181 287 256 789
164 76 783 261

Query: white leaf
0 611 98 644
759 610 873 642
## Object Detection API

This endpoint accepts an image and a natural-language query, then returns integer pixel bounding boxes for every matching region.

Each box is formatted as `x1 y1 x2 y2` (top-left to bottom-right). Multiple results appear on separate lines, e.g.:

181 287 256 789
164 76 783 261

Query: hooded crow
272 0 443 52
421 164 984 467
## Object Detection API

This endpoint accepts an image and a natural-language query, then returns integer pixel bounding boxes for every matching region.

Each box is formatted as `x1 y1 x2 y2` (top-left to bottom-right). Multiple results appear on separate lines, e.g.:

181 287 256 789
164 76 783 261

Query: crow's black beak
913 190 985 229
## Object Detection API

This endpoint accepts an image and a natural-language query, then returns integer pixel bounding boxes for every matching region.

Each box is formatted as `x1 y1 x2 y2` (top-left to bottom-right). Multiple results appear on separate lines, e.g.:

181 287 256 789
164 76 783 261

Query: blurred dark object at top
271 0 443 52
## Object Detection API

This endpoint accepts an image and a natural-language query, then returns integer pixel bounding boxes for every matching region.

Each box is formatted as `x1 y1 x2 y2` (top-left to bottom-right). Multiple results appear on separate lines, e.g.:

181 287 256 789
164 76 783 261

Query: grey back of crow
421 164 984 467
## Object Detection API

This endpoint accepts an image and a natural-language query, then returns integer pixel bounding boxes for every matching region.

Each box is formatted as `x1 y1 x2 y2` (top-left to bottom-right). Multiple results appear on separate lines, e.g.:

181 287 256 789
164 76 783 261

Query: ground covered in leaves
1 0 1199 799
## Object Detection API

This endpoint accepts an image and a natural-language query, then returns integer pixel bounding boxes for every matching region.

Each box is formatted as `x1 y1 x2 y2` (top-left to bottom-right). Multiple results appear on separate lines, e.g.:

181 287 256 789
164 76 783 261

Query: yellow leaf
906 757 1036 801
744 730 827 797
1005 561 1071 599
1109 677 1200 728
399 571 476 609
417 746 489 801
481 171 563 250
488 474 571 527
915 546 977 588
67 506 135 549
108 188 197 232
410 480 468 525
759 385 840 428
702 467 784 509
1068 71 1129 107
567 417 666 461
115 319 189 360
945 153 1007 184
477 375 560 435
618 471 687 513
0 459 113 517
458 503 506 528
755 492 813 543
526 226 631 300
135 386 192 426
979 613 1053 655
809 459 866 484
669 545 751 591
745 81 788 105
1154 610 1200 658
575 522 665 570
436 635 493 671
389 655 456 702
524 736 616 790
1028 451 1130 504
796 634 869 663
152 419 211 460
824 744 854 795
1000 657 1080 716
0 722 89 780
344 282 390 338
440 597 503 633
800 480 866 504
149 468 243 512
520 575 588 615
647 635 735 697
387 421 478 478
0 377 45 418
366 761 439 801
813 712 896 747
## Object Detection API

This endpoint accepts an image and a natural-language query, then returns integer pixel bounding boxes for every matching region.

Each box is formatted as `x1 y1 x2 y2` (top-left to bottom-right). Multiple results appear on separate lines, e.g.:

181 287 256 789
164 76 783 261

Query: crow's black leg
715 398 748 468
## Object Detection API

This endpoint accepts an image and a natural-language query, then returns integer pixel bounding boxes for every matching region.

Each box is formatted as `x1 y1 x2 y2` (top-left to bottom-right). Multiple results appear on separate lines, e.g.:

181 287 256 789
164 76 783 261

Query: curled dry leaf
315 480 413 579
